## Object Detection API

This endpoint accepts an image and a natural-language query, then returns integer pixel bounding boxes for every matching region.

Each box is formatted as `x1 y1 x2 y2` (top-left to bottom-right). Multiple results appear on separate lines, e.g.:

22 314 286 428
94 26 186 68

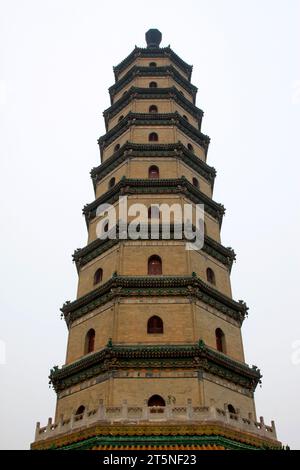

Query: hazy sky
0 0 299 450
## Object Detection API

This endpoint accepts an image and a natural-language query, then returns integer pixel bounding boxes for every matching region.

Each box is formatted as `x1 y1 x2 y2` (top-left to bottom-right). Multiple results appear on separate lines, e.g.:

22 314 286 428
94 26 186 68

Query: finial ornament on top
145 29 162 48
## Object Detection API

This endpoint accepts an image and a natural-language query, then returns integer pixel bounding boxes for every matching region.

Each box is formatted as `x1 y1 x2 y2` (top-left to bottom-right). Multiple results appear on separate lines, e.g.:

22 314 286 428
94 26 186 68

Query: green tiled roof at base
52 434 276 451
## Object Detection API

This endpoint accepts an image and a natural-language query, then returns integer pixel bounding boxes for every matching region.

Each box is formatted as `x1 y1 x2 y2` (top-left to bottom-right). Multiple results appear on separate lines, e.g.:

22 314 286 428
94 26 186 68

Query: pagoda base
31 404 281 450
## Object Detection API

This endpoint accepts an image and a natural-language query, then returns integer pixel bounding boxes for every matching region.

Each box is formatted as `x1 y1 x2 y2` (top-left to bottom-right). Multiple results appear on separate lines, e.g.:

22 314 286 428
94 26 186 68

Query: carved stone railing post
271 420 277 438
57 414 64 432
81 406 88 426
46 417 52 433
259 416 265 435
209 399 217 420
70 411 76 429
122 400 128 421
34 404 278 443
140 400 148 420
35 422 41 441
165 405 172 419
187 399 193 420
97 400 105 421
224 409 230 424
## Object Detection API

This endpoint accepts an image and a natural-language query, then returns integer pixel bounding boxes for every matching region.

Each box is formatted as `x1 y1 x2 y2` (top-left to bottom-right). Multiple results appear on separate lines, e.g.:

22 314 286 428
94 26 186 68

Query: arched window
187 143 194 152
149 81 158 88
114 144 120 152
215 328 225 353
148 165 159 178
149 105 158 113
147 316 163 334
149 132 158 142
148 206 160 220
118 115 124 122
179 90 184 96
103 222 109 233
148 395 165 407
183 115 189 121
75 405 85 416
94 268 103 285
85 329 95 354
149 62 157 67
108 177 116 189
148 255 162 275
109 176 116 188
228 404 236 414
206 267 215 285
192 177 199 188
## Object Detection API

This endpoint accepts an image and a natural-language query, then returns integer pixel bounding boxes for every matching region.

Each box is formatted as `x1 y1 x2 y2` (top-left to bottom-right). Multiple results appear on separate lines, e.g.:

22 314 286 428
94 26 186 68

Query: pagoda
31 29 281 450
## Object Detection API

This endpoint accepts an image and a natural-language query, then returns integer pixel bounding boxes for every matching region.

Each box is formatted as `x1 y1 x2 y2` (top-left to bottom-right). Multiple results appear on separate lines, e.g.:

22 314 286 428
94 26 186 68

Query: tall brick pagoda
32 29 280 450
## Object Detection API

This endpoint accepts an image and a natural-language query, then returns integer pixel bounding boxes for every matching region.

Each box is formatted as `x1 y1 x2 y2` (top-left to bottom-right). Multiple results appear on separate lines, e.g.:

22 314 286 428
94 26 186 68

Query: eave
72 226 236 272
82 177 225 225
97 112 210 157
104 87 203 131
61 274 247 327
91 142 216 189
49 340 260 393
109 65 197 104
113 47 193 81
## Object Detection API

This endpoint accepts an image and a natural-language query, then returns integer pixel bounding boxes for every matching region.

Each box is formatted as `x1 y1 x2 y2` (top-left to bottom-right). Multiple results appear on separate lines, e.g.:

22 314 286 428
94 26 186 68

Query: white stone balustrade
34 400 277 443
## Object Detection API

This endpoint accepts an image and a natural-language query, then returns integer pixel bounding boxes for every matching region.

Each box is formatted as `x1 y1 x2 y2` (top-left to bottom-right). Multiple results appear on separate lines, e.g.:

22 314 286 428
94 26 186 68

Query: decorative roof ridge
113 47 192 80
61 274 247 319
49 340 260 392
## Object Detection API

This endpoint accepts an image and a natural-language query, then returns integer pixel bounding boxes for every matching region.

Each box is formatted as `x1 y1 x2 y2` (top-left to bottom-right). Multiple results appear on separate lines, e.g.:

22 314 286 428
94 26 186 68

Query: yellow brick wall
77 245 119 297
55 379 109 420
176 129 206 161
77 241 230 298
55 374 201 420
102 129 131 162
95 157 212 199
113 76 192 103
202 378 256 419
55 372 256 422
189 250 232 297
101 126 206 162
194 302 244 362
66 303 114 364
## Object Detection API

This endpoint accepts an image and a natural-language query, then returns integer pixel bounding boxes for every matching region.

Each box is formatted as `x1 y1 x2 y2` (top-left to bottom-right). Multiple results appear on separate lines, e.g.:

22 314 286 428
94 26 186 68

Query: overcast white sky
0 0 299 450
